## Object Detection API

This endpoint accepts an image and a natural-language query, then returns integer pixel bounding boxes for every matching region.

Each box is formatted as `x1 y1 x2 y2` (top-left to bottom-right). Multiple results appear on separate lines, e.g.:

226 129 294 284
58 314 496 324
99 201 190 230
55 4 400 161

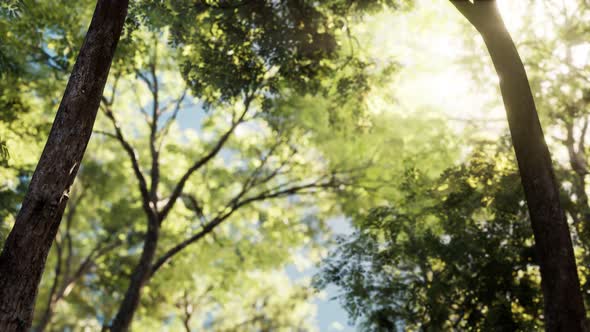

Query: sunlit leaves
315 146 543 330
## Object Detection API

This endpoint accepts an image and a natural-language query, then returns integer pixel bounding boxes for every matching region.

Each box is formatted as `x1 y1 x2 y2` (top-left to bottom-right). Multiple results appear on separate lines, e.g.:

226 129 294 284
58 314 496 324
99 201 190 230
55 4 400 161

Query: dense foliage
316 145 546 331
1 0 590 330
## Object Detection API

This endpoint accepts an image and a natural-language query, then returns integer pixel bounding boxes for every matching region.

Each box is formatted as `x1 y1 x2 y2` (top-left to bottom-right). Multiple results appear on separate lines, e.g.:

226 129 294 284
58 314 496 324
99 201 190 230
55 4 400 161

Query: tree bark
450 1 587 331
0 1 128 331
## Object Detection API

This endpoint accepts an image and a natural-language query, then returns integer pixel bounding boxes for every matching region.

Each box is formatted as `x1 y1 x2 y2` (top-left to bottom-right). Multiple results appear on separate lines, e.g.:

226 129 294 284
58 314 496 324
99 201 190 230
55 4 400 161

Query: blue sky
286 216 357 332
175 99 357 331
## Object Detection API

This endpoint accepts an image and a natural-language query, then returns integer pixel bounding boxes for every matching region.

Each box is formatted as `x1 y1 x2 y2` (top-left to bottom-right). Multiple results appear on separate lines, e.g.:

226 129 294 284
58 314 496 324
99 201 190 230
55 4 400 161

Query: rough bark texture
450 1 587 331
0 1 128 330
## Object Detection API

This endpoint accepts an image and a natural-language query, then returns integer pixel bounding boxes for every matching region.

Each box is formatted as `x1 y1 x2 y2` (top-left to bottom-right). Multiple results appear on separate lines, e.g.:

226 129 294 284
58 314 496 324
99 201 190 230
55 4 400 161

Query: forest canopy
1 0 590 331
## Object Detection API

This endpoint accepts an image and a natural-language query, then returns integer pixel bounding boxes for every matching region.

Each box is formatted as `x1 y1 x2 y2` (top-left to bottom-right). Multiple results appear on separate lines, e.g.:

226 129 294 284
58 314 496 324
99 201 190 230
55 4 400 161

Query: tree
170 272 317 332
0 1 412 329
316 145 549 330
0 0 128 330
9 1 587 330
314 1 590 329
449 1 587 330
33 147 325 331
23 29 344 329
67 25 350 329
95 0 412 328
0 0 24 75
512 0 590 244
31 160 133 331
0 0 87 240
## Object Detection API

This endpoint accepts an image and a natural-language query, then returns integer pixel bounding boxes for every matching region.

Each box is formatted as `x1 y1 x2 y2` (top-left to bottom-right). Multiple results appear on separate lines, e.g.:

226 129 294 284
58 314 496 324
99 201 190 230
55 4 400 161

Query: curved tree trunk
450 1 587 331
109 217 159 332
0 1 128 331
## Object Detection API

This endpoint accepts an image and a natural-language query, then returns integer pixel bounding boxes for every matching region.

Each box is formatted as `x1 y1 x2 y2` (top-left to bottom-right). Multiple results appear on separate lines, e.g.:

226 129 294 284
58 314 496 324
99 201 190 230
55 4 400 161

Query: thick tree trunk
450 1 587 331
0 1 128 331
109 217 159 332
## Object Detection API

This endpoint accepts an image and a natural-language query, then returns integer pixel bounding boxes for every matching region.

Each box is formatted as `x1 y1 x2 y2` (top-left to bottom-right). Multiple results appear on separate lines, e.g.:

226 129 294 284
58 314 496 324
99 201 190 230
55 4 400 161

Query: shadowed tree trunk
0 1 129 331
450 1 587 331
109 214 159 332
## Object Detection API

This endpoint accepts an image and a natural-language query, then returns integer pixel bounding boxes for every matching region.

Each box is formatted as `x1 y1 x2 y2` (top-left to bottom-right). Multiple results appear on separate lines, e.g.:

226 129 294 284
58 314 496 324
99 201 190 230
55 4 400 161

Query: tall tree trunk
109 217 159 332
450 1 587 331
0 1 128 331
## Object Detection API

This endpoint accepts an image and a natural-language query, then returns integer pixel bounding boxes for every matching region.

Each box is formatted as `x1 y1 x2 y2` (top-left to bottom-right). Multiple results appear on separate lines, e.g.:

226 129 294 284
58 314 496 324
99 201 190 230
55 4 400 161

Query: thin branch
579 115 589 155
564 116 588 176
131 86 151 124
158 93 256 223
201 0 254 10
181 193 206 223
147 54 161 204
34 47 69 72
93 130 118 139
57 237 122 300
63 187 86 287
241 139 287 190
101 106 153 216
136 71 154 94
102 75 120 107
37 232 63 330
34 188 86 331
157 88 188 151
250 146 298 188
150 177 337 275
180 291 193 332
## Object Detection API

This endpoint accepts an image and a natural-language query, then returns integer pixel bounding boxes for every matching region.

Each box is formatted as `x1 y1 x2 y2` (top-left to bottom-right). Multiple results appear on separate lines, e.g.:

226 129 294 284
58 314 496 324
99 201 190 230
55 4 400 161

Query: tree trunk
450 1 587 331
0 1 128 331
109 217 159 332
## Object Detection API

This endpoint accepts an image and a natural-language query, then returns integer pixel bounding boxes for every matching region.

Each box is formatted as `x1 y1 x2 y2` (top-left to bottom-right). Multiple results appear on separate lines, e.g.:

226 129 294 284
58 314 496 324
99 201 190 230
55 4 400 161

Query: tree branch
449 0 498 35
147 54 160 204
157 88 188 152
57 237 122 300
101 106 153 216
150 176 337 275
579 115 589 156
158 93 255 222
